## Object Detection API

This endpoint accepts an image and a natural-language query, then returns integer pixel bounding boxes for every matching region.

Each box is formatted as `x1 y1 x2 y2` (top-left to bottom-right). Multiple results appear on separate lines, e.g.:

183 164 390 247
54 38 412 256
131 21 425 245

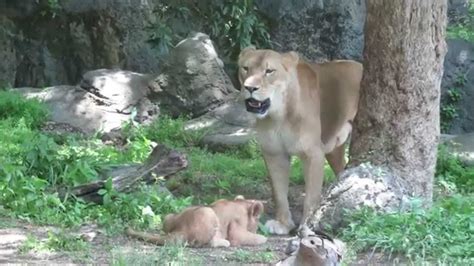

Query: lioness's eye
242 66 249 72
265 69 275 75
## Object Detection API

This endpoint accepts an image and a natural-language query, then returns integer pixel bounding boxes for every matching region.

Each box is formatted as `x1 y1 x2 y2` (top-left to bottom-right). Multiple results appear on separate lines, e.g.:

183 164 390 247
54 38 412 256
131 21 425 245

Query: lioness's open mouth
245 98 271 114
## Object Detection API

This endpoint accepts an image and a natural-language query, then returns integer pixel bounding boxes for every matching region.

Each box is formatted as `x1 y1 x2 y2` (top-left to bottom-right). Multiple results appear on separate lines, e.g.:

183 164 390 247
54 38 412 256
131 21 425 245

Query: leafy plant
440 73 465 132
447 0 474 43
204 0 271 59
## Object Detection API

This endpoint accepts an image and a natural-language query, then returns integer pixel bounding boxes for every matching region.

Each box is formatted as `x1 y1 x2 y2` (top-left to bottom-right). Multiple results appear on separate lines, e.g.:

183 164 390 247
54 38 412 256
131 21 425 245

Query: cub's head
238 47 299 119
234 195 264 233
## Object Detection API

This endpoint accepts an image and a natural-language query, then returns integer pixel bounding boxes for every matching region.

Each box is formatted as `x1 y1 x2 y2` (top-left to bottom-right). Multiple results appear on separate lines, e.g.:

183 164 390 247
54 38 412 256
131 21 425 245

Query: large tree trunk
349 0 448 202
307 0 448 231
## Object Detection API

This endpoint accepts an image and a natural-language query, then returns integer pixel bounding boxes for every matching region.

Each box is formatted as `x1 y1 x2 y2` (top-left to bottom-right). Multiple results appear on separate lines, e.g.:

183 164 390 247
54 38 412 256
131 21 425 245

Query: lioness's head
238 47 299 119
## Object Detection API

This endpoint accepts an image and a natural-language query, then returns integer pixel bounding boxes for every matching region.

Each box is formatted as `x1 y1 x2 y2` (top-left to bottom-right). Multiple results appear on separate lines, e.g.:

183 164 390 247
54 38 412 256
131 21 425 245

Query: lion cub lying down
126 196 267 247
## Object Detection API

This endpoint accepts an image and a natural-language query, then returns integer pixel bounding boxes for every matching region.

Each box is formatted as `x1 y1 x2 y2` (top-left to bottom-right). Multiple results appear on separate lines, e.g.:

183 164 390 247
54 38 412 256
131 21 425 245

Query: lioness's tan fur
238 48 362 234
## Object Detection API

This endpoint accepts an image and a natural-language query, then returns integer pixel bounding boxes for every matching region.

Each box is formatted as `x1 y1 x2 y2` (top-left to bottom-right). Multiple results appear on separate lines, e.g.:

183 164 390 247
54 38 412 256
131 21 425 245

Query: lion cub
126 196 267 247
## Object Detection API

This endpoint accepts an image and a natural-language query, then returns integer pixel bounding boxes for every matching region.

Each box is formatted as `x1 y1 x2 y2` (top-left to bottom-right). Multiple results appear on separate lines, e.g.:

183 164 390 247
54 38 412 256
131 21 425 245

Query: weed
440 77 464 132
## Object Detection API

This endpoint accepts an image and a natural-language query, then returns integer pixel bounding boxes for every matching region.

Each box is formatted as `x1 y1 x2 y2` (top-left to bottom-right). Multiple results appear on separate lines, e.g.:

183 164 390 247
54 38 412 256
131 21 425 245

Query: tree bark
349 0 448 202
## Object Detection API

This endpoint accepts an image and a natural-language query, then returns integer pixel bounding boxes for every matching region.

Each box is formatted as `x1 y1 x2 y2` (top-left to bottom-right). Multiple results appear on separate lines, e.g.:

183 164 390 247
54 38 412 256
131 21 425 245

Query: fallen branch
62 144 188 203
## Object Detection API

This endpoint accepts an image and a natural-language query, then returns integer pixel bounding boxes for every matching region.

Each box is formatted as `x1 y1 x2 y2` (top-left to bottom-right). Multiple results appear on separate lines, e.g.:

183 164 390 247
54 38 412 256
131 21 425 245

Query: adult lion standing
238 47 362 235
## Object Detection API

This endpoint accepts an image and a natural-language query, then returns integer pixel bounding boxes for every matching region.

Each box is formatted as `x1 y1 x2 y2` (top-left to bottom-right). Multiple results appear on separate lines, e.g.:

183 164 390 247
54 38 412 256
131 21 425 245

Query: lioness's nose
245 86 259 93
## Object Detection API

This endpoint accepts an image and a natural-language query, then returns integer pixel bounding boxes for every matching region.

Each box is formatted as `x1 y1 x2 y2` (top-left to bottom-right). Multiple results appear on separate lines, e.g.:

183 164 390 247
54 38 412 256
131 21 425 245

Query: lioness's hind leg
325 144 346 176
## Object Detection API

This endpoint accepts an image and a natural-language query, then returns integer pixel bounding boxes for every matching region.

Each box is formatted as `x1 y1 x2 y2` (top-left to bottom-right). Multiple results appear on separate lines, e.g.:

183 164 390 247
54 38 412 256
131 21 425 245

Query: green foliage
205 0 271 59
342 194 474 263
148 0 271 60
0 91 49 128
447 1 474 43
19 231 89 254
441 74 465 132
0 91 191 229
436 145 474 193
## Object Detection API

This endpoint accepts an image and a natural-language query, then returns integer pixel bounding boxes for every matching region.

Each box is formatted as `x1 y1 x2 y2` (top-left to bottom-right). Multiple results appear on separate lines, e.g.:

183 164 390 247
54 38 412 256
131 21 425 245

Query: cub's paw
264 220 293 235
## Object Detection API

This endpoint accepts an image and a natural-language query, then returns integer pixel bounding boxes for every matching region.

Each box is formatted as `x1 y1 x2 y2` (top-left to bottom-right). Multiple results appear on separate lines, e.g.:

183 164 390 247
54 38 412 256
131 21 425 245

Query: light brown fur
238 47 362 234
126 196 267 247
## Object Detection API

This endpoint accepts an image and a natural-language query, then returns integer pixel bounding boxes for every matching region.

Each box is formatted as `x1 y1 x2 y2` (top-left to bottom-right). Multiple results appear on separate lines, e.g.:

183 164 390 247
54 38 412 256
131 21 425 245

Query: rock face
0 0 166 87
154 32 236 118
17 69 159 133
307 164 410 231
441 39 474 134
256 0 366 61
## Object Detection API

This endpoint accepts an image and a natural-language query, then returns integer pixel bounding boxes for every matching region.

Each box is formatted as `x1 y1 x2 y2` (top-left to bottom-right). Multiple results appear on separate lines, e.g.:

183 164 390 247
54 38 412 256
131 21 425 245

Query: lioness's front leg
299 149 325 232
263 152 295 235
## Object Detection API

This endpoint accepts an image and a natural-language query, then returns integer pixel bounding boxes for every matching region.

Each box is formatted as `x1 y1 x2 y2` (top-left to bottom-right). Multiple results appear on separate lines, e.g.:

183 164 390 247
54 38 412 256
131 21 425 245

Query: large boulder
185 94 256 151
17 69 159 133
307 164 411 231
154 32 236 118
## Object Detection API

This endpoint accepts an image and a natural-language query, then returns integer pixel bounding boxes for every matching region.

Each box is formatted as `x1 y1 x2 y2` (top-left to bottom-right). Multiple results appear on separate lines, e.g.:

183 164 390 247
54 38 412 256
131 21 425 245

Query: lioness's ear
250 201 264 217
239 46 256 60
282 51 299 70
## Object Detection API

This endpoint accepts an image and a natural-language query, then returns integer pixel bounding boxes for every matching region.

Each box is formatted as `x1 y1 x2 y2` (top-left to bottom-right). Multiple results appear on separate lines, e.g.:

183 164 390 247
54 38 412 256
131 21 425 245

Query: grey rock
16 69 159 133
307 164 410 231
443 132 474 166
185 95 256 151
155 32 236 118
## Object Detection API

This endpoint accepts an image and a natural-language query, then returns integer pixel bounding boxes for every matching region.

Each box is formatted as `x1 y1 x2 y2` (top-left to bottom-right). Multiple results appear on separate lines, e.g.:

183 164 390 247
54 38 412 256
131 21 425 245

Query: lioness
238 47 362 235
126 196 267 247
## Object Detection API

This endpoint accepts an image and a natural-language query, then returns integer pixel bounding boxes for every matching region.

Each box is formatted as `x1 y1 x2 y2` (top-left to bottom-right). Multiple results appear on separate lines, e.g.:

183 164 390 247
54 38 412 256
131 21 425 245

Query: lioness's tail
125 227 168 245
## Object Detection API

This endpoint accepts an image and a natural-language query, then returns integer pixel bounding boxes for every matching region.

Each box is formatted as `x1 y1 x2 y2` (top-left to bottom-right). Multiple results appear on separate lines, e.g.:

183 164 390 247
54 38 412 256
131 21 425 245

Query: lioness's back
313 60 363 144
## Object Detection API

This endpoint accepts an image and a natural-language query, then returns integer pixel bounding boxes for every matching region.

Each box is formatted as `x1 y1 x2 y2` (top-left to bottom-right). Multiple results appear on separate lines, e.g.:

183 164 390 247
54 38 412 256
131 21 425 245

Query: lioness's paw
255 235 268 245
210 238 230 248
265 220 293 235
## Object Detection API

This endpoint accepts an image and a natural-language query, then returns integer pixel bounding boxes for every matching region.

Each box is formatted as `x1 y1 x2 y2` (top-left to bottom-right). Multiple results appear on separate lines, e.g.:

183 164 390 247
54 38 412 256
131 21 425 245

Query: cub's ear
282 51 299 70
234 195 245 200
239 45 256 60
249 201 264 217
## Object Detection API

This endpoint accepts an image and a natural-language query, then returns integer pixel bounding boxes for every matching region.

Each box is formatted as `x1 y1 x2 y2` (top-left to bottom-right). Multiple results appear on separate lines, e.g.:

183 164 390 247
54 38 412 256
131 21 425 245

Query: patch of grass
436 145 474 193
111 242 202 266
0 91 49 128
226 249 276 263
19 231 90 254
341 194 474 263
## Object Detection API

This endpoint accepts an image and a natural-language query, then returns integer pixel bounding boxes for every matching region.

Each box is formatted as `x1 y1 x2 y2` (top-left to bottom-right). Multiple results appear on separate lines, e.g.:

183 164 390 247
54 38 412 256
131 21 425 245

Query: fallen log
61 144 188 203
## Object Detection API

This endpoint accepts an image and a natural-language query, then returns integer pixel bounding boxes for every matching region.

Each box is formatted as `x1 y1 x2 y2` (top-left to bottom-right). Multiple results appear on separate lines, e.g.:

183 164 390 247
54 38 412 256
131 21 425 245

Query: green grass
225 249 276 263
111 242 201 266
